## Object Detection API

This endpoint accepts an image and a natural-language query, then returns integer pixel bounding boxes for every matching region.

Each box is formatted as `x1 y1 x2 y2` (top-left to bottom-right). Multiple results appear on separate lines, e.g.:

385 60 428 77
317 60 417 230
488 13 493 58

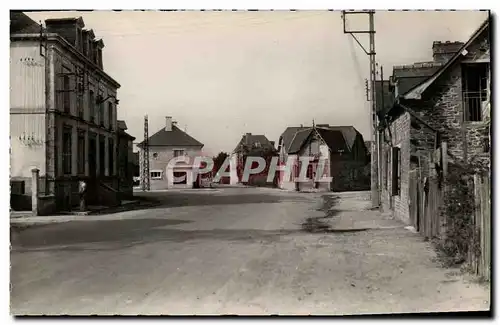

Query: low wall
38 195 57 216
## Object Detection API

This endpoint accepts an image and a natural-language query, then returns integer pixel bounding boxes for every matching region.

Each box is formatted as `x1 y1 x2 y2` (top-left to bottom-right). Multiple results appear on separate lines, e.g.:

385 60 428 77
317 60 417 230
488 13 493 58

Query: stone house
379 18 491 225
10 12 122 213
277 125 369 192
137 117 204 190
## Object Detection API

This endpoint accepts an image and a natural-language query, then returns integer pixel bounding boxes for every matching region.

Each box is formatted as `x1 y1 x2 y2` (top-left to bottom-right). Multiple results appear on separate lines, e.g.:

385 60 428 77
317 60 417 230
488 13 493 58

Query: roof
282 124 362 154
137 124 204 148
118 129 135 140
117 120 128 131
392 63 443 97
325 126 358 149
280 126 309 153
404 18 490 100
288 128 313 154
288 127 349 154
10 11 40 34
233 134 275 153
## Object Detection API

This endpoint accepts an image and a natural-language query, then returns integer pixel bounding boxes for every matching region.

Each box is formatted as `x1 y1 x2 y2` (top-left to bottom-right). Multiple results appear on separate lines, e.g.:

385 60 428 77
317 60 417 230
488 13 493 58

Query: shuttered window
392 147 401 196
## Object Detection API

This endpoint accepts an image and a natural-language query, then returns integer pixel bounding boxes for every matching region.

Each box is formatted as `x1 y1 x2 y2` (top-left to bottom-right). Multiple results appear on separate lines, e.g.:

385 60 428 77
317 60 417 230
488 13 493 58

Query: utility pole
141 115 150 191
342 10 380 208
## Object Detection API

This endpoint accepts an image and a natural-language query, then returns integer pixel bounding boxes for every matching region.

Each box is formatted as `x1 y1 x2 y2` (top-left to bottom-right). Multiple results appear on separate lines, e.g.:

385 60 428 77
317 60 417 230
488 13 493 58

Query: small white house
137 116 204 190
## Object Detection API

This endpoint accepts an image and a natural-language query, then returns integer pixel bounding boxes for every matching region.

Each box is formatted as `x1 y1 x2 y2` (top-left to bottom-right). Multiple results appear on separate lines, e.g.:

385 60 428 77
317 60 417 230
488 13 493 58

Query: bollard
31 168 39 216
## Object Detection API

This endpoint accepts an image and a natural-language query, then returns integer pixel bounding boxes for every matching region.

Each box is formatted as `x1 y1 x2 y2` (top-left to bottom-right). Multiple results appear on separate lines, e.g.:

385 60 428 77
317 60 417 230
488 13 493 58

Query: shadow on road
134 192 311 209
11 217 300 252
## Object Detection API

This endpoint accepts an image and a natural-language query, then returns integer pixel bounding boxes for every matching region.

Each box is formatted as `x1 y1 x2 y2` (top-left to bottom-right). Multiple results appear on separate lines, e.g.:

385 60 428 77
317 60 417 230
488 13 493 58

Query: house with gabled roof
137 116 204 189
277 124 369 192
378 18 491 225
231 133 277 185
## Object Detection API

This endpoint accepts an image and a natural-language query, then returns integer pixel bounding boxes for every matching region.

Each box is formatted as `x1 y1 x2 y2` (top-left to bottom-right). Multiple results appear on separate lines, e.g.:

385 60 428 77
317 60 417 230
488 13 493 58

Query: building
10 12 122 212
117 120 136 198
277 124 369 192
231 133 276 185
137 117 204 189
379 18 491 225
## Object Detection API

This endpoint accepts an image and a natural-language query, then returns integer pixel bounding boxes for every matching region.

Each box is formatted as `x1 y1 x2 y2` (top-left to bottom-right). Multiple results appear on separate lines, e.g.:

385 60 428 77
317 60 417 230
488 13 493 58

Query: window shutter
392 147 400 196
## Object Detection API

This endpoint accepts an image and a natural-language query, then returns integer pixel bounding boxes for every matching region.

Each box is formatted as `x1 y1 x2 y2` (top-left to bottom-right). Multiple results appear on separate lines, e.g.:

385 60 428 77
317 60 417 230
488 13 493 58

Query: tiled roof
279 126 309 153
283 124 362 155
137 124 204 148
316 128 350 152
287 127 350 154
287 128 313 154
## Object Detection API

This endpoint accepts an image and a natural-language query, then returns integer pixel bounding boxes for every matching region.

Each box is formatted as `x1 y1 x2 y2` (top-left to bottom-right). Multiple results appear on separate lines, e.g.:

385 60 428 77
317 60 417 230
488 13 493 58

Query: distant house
277 124 369 192
231 133 276 185
136 116 204 189
378 19 490 225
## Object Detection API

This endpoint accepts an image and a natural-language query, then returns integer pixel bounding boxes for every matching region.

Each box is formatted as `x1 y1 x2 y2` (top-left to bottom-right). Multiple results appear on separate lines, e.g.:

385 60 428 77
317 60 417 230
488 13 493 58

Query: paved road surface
10 188 490 315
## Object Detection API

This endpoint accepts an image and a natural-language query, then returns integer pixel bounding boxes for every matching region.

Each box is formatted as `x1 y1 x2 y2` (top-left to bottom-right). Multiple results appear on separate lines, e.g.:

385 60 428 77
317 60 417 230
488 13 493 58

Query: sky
26 10 489 154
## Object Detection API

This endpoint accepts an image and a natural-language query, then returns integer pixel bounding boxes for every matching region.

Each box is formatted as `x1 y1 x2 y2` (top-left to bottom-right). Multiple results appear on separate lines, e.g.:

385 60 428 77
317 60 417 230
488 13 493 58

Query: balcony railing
463 90 488 122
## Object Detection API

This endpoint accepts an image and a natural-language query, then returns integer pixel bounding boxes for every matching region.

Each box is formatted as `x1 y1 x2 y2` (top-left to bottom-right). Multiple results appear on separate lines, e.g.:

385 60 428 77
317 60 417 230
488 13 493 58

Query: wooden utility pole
342 10 380 208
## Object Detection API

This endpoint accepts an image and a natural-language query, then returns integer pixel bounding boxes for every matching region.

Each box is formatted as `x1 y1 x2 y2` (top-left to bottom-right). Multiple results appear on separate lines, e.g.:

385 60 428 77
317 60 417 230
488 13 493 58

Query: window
77 83 84 119
77 131 85 174
306 164 313 179
97 49 103 69
99 93 105 126
82 33 88 56
89 90 95 123
391 147 401 196
174 149 185 157
108 138 115 176
151 171 163 180
99 136 106 175
483 135 490 153
462 63 489 122
63 74 71 113
254 141 261 148
108 102 113 129
62 126 72 175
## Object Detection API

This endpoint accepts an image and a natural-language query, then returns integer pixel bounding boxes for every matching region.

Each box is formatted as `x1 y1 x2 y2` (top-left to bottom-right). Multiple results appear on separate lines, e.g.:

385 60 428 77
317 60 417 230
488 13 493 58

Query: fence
408 142 491 279
467 174 491 280
408 172 444 239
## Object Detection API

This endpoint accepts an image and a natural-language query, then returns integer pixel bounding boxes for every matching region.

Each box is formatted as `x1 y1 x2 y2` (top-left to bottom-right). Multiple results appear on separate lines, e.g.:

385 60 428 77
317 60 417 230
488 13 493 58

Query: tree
213 151 229 173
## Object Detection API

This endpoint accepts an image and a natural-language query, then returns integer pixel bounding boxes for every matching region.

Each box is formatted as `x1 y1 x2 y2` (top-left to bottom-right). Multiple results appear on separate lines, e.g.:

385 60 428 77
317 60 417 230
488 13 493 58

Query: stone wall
381 112 411 224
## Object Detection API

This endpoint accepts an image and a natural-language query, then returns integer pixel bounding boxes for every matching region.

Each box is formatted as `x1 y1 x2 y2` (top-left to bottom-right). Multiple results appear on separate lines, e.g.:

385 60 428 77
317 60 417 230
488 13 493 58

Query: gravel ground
10 187 490 315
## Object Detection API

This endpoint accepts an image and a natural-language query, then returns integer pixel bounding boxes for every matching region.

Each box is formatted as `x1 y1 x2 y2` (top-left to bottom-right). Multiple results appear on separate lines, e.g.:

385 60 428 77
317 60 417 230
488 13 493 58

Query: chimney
432 41 465 63
165 116 172 132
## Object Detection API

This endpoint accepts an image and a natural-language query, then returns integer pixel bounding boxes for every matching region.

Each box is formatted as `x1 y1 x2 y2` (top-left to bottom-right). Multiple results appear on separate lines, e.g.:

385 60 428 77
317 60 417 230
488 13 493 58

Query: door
173 171 187 185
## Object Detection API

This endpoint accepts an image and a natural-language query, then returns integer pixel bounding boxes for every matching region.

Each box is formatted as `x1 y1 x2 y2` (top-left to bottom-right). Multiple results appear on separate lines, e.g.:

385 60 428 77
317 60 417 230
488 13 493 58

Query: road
10 187 490 315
